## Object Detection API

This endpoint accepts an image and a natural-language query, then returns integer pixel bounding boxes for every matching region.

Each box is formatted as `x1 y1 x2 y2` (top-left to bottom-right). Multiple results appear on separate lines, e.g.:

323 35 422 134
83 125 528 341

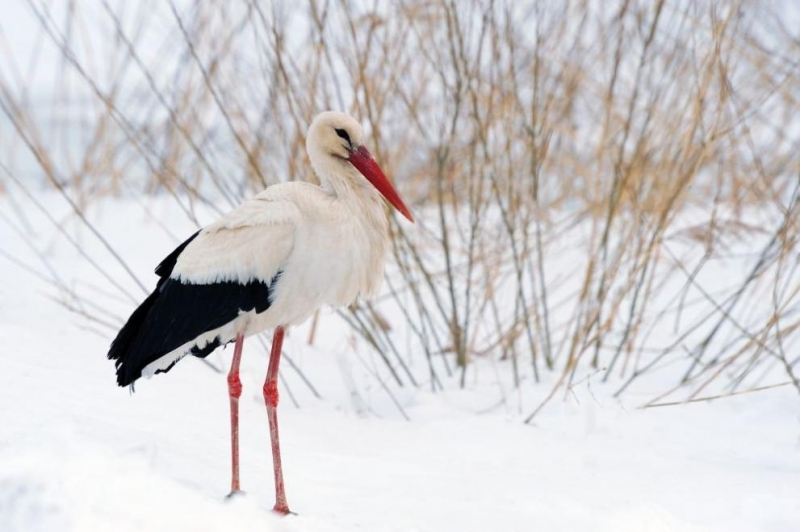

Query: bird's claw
272 503 295 516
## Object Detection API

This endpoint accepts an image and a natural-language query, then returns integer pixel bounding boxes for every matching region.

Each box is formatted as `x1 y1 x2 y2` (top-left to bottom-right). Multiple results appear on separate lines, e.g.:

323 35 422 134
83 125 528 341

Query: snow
1 193 799 532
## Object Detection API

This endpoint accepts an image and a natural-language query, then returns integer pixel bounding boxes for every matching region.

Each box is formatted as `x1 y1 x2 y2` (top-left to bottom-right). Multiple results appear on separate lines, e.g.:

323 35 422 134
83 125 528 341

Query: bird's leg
263 326 291 515
227 333 245 495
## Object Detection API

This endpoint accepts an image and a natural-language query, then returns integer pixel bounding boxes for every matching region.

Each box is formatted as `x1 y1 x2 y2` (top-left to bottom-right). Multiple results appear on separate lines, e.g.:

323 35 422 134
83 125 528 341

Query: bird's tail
107 290 160 387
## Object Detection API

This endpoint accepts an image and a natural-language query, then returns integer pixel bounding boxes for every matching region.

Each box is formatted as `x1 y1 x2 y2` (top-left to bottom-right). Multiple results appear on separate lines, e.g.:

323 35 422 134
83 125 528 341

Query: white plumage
108 111 413 514
140 113 404 375
143 180 389 375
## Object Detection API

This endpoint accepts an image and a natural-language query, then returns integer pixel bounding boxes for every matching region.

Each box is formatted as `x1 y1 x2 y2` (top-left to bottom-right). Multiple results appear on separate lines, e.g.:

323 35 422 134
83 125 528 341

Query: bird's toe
225 489 247 501
272 503 294 516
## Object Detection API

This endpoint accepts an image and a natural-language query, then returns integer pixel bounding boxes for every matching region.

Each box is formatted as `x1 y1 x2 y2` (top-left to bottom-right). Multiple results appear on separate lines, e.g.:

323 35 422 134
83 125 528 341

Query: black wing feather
154 230 200 278
107 232 279 387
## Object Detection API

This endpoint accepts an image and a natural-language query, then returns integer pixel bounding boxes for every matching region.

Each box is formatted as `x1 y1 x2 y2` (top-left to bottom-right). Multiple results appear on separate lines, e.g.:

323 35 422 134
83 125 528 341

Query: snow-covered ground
1 194 798 532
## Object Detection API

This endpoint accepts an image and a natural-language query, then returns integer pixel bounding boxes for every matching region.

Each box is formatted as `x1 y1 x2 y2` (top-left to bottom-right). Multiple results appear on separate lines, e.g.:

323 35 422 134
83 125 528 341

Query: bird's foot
225 490 247 500
272 502 294 516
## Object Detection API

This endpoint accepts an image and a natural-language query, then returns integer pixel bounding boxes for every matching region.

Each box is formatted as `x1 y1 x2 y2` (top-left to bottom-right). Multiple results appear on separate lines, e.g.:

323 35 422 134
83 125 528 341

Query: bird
107 111 414 515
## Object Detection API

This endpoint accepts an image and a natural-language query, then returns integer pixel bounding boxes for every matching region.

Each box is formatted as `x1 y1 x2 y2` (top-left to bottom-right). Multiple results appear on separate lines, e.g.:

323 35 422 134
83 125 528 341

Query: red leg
227 333 245 495
263 326 291 515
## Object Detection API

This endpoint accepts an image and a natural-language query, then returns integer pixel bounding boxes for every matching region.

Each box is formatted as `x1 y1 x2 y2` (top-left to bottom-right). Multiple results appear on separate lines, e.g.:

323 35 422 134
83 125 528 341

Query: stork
107 111 413 515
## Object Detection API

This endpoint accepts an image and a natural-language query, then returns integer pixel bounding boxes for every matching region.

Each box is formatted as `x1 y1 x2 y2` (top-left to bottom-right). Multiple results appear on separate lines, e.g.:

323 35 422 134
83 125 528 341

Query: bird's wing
108 191 301 386
171 192 299 285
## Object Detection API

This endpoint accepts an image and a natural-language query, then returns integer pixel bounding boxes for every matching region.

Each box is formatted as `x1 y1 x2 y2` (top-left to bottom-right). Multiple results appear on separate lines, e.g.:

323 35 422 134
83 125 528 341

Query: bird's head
307 111 414 223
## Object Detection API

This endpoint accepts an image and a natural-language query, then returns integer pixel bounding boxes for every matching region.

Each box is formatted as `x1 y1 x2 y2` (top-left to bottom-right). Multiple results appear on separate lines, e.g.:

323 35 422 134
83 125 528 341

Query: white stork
108 111 413 515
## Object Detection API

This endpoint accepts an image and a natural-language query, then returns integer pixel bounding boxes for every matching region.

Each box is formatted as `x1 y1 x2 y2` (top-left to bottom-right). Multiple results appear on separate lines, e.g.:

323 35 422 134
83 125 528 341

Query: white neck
308 151 391 298
310 151 386 222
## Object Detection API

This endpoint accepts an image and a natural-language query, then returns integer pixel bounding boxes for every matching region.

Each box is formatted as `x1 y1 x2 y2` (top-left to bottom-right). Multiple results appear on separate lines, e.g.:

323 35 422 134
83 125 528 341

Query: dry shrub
1 0 798 414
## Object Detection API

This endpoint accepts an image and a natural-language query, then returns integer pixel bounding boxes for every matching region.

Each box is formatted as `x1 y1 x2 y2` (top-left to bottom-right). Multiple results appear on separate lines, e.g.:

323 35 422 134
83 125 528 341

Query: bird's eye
334 128 351 145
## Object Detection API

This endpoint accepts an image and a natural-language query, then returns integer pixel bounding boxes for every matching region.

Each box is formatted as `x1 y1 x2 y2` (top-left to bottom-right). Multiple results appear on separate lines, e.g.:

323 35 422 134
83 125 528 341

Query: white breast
243 184 389 335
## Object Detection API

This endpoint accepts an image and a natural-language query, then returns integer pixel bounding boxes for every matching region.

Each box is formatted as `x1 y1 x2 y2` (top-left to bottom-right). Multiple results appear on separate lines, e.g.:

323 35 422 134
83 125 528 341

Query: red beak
348 145 414 223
